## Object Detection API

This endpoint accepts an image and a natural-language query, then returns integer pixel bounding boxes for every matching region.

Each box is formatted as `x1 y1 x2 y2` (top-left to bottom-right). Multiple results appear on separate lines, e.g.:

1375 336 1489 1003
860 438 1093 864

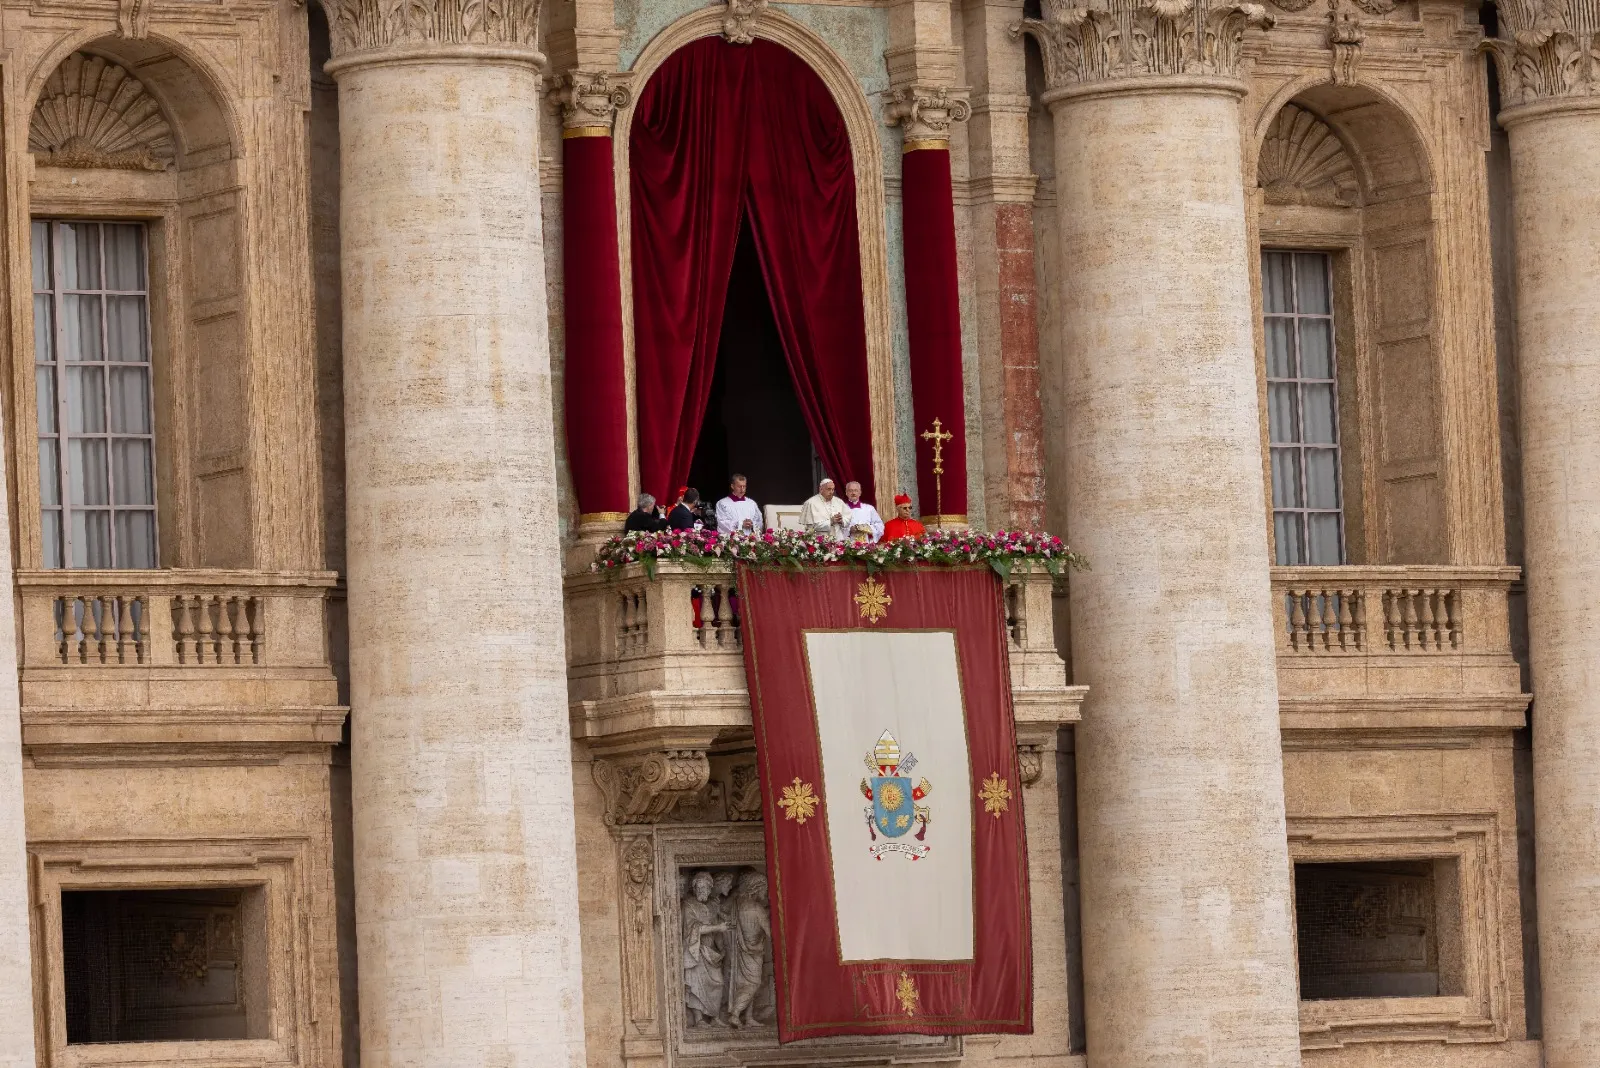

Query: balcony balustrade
15 569 343 762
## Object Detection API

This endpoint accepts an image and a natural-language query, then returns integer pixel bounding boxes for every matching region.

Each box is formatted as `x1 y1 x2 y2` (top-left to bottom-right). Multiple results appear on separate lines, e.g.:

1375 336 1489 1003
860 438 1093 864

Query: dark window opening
687 222 821 511
62 888 264 1044
1294 860 1462 1000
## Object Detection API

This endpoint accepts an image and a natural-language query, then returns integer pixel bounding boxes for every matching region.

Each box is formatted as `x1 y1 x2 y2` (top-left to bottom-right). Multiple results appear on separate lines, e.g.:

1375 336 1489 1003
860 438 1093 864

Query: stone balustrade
565 561 1083 767
1271 565 1528 733
14 570 343 761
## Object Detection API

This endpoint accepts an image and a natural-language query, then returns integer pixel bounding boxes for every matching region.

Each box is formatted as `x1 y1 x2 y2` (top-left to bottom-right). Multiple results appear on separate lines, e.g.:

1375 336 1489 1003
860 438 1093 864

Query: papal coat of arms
859 730 932 860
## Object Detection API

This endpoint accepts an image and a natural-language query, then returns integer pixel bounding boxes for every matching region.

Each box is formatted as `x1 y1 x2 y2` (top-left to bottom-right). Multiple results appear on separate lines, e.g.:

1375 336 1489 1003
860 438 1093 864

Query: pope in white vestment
843 483 884 543
800 479 852 541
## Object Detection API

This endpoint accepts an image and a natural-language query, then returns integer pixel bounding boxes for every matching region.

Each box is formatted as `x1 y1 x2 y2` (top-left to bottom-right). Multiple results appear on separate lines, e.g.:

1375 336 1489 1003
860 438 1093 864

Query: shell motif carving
1257 104 1360 208
30 53 175 172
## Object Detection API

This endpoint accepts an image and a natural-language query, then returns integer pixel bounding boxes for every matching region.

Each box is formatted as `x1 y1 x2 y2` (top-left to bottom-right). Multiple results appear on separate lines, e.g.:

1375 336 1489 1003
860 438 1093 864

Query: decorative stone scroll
1257 103 1361 207
883 85 973 145
722 0 769 44
118 0 151 39
1010 0 1276 91
1481 0 1600 108
549 70 632 133
594 749 712 826
1327 0 1365 86
30 53 175 172
317 0 541 57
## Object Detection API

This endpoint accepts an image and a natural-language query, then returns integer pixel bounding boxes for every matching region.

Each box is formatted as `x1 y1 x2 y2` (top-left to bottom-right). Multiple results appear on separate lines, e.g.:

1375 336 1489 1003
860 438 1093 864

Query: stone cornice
1482 0 1600 113
1010 0 1275 93
317 0 542 60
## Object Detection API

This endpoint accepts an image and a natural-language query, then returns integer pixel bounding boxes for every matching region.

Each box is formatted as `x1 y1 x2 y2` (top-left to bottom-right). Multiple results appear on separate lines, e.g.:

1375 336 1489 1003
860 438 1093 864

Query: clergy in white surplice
716 473 763 535
799 479 851 540
843 481 883 543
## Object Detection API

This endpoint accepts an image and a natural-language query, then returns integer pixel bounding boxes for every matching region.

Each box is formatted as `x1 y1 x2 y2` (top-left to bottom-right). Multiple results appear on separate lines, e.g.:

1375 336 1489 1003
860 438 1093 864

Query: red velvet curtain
630 37 876 504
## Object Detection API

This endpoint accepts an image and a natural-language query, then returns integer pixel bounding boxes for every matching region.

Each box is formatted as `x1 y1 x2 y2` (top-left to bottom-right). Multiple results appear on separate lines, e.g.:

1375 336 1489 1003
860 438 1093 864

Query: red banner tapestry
739 565 1032 1041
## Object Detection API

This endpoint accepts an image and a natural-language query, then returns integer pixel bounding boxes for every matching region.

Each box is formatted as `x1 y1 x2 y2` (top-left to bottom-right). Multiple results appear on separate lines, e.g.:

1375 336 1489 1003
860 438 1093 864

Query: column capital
884 84 972 149
318 0 543 67
1482 0 1600 117
1010 0 1274 96
548 69 633 135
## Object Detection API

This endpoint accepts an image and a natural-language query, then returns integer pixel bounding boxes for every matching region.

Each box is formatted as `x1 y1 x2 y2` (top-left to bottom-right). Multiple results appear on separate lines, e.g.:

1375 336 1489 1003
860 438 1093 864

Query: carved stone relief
30 53 175 172
1482 0 1600 107
549 70 632 133
594 749 712 825
884 85 972 144
1257 103 1361 208
727 763 762 821
1327 0 1365 86
1011 0 1276 92
317 0 542 57
722 0 769 45
681 866 776 1031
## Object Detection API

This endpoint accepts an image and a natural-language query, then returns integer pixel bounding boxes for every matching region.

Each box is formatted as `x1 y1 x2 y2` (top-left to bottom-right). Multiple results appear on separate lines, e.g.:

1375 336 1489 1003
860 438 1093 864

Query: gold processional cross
919 417 954 520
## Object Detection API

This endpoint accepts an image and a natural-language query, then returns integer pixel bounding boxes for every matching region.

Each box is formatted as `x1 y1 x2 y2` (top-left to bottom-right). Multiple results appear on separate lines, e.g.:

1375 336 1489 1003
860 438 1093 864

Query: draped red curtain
630 37 876 504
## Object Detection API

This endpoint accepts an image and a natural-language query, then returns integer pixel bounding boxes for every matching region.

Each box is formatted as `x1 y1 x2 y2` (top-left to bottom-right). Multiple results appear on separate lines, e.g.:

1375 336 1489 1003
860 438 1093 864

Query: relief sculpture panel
681 867 776 1032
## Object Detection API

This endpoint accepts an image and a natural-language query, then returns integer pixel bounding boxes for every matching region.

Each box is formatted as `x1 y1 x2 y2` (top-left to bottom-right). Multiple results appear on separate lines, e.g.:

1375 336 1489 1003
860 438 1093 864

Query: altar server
800 478 851 540
716 474 762 535
882 493 926 542
843 481 884 543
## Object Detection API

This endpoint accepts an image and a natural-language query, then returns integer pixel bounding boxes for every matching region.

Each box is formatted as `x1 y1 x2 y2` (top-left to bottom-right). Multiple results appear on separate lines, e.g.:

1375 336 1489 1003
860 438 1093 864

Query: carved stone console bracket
1017 744 1046 787
1327 0 1365 85
884 85 973 148
1010 0 1276 92
549 69 633 134
722 0 769 44
595 749 712 826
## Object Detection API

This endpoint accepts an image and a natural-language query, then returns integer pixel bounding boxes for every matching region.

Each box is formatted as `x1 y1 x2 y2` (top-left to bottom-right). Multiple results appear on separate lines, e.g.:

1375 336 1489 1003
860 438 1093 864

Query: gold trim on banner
853 578 892 623
578 511 628 523
979 773 1013 819
562 125 612 139
922 514 969 528
896 971 920 1015
778 777 819 824
902 137 950 154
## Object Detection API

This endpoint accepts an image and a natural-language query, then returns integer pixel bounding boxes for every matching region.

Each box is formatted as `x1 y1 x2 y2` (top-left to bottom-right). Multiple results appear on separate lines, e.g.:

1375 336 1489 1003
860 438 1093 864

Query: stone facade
0 0 1581 1066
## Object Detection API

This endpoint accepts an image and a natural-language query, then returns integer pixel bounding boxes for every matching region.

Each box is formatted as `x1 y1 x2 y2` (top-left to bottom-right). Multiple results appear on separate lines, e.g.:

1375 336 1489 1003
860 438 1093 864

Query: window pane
1268 382 1300 443
1299 319 1334 379
1271 447 1303 508
1302 383 1337 443
1295 254 1331 314
1262 251 1293 314
70 510 111 568
40 509 62 569
108 368 151 434
66 367 105 433
1308 512 1343 565
112 440 153 505
1265 318 1295 379
1306 449 1340 509
105 297 146 362
67 439 108 505
36 366 56 434
60 223 100 290
104 225 145 290
38 439 60 506
62 295 102 362
33 294 54 365
31 221 50 291
114 511 156 569
1275 512 1305 566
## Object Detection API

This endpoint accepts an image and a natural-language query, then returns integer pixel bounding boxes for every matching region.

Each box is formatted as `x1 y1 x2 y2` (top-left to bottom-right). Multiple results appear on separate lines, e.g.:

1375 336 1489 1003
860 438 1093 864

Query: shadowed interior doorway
686 223 821 509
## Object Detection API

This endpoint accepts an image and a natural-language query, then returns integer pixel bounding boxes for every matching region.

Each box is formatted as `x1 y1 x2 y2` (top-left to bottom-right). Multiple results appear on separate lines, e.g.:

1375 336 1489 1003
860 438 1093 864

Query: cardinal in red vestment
881 493 926 542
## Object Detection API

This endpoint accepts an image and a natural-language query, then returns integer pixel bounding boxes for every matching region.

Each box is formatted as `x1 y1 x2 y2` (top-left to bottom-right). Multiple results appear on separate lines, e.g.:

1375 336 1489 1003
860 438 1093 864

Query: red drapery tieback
900 145 968 521
561 131 631 519
629 37 876 505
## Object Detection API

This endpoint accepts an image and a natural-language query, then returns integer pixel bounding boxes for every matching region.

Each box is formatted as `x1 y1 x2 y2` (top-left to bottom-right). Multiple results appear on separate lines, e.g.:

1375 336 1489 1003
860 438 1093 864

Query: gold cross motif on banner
919 417 954 519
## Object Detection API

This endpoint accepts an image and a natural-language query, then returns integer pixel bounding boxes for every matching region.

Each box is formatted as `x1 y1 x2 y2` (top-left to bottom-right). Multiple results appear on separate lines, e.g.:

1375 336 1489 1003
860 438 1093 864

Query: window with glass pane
1263 250 1344 566
32 220 157 569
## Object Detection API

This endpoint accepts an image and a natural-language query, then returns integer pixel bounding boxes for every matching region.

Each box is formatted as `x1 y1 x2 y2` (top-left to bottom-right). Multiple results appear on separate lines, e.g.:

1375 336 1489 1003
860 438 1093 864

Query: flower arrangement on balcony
593 528 1086 580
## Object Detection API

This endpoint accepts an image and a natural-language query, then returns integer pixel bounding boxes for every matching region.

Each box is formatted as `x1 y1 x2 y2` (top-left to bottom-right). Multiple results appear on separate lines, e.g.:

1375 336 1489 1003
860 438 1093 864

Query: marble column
321 5 587 1066
1487 16 1600 1064
1015 5 1303 1066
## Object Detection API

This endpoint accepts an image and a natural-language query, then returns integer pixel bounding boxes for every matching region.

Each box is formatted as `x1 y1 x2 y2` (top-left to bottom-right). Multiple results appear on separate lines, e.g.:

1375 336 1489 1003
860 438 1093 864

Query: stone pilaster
319 2 587 1065
0 464 32 1068
1014 3 1302 1065
1487 7 1600 1061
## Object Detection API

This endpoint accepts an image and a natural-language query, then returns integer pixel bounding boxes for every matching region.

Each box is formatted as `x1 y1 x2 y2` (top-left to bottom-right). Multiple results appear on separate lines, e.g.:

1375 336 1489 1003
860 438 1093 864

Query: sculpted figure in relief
682 871 729 1027
727 872 775 1027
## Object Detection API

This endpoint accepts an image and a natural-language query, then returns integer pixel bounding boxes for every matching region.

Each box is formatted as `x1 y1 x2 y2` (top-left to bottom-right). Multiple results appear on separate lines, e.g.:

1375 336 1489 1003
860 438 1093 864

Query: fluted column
552 70 632 531
1014 3 1302 1065
887 86 971 525
321 4 587 1066
1486 13 1600 1063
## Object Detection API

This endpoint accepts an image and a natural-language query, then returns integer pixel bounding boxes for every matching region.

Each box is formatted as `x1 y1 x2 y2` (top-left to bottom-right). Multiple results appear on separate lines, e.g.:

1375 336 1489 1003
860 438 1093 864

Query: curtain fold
630 38 876 504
